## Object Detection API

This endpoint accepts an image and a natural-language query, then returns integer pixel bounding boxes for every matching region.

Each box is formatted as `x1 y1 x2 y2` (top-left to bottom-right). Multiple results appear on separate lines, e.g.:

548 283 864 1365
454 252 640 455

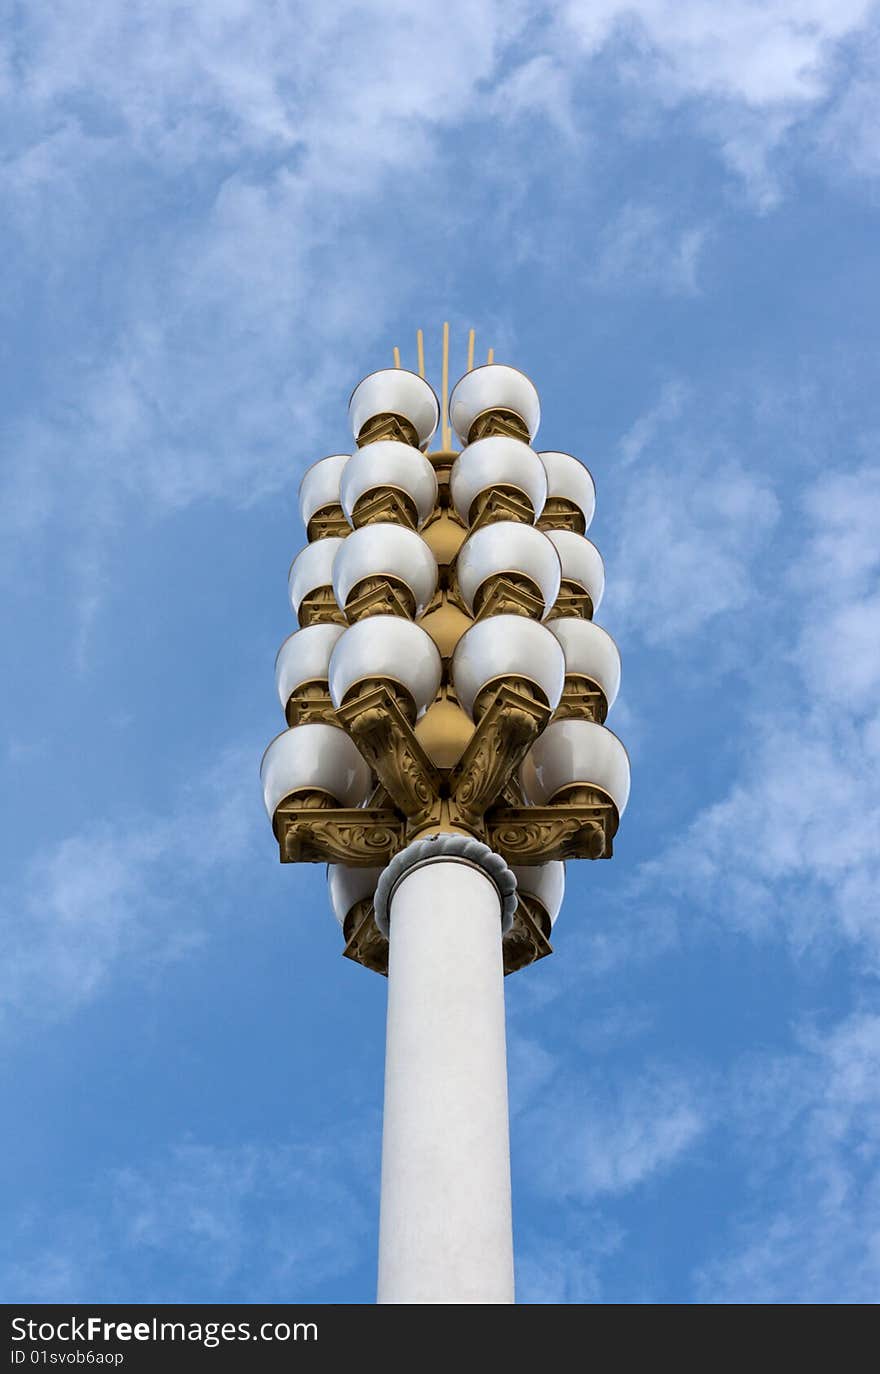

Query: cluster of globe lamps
260 359 630 963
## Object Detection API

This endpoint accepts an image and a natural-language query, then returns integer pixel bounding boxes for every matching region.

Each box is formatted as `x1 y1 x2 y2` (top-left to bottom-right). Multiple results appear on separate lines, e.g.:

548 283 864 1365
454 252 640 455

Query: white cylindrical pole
376 842 516 1305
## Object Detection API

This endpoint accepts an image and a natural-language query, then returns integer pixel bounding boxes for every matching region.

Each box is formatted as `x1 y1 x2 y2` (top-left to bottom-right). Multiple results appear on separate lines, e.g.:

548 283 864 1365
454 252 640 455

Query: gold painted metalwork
351 487 419 530
467 485 537 530
343 575 416 622
306 504 351 541
414 691 475 769
356 412 420 448
471 572 545 620
343 901 390 975
553 674 607 724
341 894 552 979
503 898 553 973
471 674 544 723
417 597 472 659
277 803 404 865
536 497 587 535
296 586 347 628
421 510 467 566
546 578 594 621
274 328 621 978
449 681 551 834
467 409 530 444
426 448 459 483
487 786 618 863
337 681 440 829
284 680 338 727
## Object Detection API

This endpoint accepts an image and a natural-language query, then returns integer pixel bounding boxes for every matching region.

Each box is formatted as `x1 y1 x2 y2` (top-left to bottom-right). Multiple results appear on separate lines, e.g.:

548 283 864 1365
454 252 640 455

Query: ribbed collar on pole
373 834 517 937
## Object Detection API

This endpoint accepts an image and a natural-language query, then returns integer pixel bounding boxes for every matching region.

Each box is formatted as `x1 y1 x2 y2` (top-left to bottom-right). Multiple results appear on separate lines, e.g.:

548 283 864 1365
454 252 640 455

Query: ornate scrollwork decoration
306 504 351 541
356 413 419 447
467 409 531 444
351 488 419 530
536 497 587 536
344 575 416 622
284 681 338 727
449 681 551 832
343 900 389 977
471 572 545 621
545 578 593 621
502 897 553 975
276 804 404 866
337 682 441 828
467 486 536 530
488 792 618 864
296 585 347 628
552 674 608 724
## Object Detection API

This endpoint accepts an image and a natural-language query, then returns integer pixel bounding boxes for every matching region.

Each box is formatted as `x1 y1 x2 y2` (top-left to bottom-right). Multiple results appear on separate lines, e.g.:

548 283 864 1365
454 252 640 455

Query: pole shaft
377 858 514 1304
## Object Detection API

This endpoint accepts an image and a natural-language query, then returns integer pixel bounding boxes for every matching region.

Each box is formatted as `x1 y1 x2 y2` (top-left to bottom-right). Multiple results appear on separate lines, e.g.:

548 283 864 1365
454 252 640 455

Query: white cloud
697 1012 880 1302
644 459 880 963
593 205 710 295
488 54 578 137
0 0 875 573
555 1 880 204
517 1231 621 1303
2 1133 374 1301
0 745 260 1031
618 381 689 467
606 449 780 644
818 68 880 179
521 1064 707 1200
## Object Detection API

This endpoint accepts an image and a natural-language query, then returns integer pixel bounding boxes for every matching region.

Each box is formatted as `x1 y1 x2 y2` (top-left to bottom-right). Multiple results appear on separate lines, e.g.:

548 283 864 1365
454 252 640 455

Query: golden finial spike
487 346 494 364
441 321 450 449
416 329 425 379
393 346 401 369
467 329 475 372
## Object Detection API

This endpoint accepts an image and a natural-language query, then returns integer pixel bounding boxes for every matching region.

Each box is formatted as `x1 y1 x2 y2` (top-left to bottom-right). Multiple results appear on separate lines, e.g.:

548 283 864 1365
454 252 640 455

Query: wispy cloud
592 205 710 296
516 1230 622 1303
2 1133 375 1302
0 745 261 1032
554 0 880 204
606 448 780 644
617 381 690 468
697 1011 880 1302
518 1059 708 1201
645 459 880 965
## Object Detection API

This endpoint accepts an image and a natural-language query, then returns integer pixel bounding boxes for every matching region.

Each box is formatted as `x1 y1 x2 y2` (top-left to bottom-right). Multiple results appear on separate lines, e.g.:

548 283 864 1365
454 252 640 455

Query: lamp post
261 330 630 1304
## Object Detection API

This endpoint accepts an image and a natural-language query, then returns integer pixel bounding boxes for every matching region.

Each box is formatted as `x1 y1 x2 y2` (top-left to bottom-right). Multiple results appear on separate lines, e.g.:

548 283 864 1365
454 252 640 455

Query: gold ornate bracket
546 579 593 621
467 409 530 443
449 683 551 832
307 505 351 541
356 413 419 447
468 486 536 530
343 902 390 976
351 488 419 530
536 498 587 535
503 899 553 974
344 576 415 622
297 586 347 627
337 683 441 829
488 799 618 863
553 675 607 724
277 805 404 865
471 573 545 621
341 895 553 979
284 681 338 727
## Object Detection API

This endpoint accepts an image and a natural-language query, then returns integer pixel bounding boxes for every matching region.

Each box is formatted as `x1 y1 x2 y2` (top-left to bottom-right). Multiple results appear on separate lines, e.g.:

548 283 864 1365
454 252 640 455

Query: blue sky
2 1 879 1304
